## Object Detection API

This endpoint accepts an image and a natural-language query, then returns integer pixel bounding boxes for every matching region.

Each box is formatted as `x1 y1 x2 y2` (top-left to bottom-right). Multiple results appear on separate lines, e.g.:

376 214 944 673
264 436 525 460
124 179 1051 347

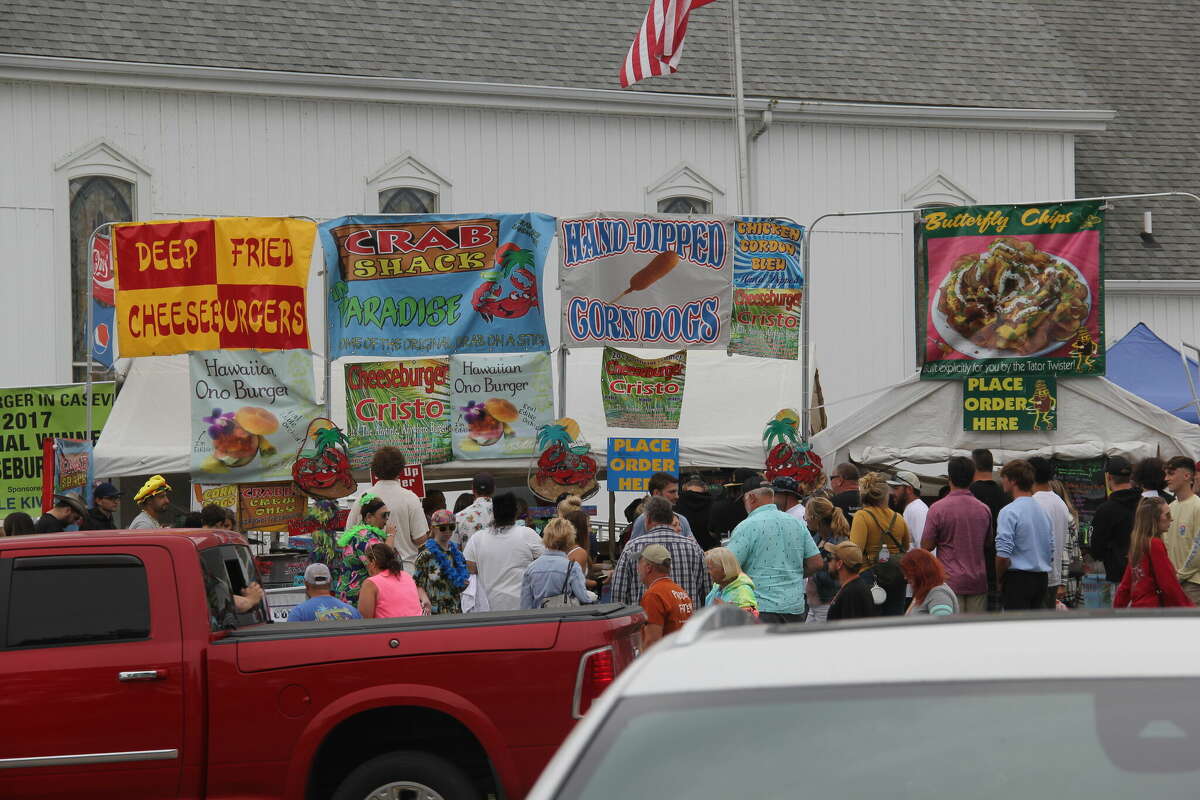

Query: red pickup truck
0 530 643 799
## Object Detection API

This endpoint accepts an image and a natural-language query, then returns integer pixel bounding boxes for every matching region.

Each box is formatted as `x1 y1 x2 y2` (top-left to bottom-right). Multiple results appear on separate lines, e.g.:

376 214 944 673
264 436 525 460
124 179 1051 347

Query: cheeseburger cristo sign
114 217 316 357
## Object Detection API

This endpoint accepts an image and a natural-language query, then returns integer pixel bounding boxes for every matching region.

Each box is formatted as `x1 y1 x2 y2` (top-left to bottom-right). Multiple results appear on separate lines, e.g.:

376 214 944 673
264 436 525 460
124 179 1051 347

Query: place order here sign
962 376 1058 432
606 437 680 492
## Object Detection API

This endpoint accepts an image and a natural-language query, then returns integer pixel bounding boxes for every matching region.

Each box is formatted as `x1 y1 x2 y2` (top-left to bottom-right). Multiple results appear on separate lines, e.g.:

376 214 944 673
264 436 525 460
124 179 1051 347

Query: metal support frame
799 191 1200 441
84 222 117 445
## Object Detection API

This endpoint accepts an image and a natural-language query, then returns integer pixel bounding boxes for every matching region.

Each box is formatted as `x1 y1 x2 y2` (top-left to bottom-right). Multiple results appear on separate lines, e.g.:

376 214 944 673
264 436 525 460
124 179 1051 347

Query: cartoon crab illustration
472 242 539 322
528 418 599 501
763 409 824 492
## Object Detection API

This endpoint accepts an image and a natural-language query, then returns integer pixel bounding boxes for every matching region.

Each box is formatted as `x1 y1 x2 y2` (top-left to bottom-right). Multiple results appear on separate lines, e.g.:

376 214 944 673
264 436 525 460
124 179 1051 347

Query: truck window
200 544 267 630
6 555 150 649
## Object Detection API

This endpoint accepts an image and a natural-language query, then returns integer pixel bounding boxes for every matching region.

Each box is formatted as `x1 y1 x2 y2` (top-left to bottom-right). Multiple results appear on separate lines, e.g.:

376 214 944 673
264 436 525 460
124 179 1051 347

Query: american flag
619 0 718 89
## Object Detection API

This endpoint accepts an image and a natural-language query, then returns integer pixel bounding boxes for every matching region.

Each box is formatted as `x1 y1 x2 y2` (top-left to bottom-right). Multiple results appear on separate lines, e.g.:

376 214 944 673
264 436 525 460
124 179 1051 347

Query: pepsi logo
93 323 110 354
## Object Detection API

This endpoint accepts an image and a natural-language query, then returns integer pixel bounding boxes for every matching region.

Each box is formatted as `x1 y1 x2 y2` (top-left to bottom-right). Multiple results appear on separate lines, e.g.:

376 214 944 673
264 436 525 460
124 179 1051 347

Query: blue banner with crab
320 213 556 359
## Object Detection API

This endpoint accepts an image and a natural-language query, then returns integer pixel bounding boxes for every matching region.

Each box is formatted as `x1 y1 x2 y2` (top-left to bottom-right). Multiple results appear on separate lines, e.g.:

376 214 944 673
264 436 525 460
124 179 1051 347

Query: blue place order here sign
606 437 680 492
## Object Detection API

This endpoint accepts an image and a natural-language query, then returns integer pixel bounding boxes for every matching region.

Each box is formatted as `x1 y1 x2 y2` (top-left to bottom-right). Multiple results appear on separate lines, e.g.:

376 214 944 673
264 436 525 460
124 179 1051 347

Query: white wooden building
1 0 1190 427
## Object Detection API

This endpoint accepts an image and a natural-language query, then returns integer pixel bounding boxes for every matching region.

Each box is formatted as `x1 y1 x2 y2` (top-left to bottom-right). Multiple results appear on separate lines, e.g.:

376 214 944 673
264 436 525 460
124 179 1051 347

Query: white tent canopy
812 375 1200 480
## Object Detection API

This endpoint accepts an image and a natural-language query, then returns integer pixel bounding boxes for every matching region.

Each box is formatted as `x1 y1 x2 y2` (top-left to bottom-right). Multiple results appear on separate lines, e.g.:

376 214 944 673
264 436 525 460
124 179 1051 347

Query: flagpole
730 0 751 214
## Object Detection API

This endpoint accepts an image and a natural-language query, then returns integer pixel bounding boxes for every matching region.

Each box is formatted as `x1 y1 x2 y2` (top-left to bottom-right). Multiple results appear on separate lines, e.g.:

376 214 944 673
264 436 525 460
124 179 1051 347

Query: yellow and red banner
114 217 315 357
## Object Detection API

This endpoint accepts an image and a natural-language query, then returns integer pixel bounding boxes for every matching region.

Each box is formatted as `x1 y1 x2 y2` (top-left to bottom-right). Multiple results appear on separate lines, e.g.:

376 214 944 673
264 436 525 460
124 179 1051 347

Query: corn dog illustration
610 250 681 303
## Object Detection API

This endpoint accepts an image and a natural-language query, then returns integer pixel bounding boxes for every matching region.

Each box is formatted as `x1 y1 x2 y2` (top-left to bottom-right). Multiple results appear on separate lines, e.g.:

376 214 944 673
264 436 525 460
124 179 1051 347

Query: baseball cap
823 540 864 567
1105 456 1132 477
430 509 456 527
771 476 800 496
94 482 122 499
639 543 672 567
886 470 921 491
471 472 495 494
303 563 331 585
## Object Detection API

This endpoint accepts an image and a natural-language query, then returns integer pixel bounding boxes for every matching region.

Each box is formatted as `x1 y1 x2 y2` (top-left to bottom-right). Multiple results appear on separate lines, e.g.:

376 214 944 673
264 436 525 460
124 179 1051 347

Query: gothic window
70 176 132 380
378 187 438 214
657 195 711 214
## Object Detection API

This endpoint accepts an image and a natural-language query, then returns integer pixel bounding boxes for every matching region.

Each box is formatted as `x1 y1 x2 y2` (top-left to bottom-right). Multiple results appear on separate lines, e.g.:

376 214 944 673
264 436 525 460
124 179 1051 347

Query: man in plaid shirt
612 496 708 608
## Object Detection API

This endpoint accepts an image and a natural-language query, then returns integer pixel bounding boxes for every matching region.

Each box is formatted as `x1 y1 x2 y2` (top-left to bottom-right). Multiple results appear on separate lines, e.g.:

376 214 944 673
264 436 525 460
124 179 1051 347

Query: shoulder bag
541 558 582 609
867 509 906 591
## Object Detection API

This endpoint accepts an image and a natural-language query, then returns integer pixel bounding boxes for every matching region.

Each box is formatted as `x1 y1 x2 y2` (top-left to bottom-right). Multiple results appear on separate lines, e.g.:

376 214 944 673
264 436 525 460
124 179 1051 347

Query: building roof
1034 1 1200 280
0 0 1099 109
2 1 1192 279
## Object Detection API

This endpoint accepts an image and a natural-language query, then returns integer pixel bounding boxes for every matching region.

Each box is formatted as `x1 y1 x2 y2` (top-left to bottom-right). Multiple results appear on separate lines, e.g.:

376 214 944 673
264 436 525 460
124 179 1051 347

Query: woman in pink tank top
359 542 431 618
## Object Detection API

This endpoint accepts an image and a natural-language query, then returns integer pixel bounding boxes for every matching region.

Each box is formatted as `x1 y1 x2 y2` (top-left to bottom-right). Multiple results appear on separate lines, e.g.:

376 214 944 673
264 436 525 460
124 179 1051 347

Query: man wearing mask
80 482 121 531
1089 457 1140 586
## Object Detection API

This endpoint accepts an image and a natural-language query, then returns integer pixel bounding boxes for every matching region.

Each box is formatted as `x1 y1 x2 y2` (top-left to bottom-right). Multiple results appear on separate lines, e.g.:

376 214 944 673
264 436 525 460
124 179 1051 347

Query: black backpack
865 509 906 589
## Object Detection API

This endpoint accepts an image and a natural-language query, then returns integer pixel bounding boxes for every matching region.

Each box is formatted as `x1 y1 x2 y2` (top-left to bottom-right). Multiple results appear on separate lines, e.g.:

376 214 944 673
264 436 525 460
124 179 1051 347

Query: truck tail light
573 646 615 719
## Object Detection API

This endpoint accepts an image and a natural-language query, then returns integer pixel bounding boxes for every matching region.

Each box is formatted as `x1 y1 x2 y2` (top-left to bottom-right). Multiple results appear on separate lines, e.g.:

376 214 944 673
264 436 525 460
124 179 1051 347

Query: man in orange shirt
638 544 694 649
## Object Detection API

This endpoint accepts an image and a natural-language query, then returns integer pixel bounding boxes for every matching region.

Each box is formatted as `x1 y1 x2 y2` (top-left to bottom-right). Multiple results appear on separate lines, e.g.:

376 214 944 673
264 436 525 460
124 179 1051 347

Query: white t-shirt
903 498 929 547
785 504 807 523
1033 490 1071 588
463 525 544 611
345 480 429 570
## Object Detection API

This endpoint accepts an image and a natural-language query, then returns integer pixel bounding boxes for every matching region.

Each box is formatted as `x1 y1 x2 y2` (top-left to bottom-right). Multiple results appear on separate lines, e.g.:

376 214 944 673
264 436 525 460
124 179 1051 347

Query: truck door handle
118 669 166 682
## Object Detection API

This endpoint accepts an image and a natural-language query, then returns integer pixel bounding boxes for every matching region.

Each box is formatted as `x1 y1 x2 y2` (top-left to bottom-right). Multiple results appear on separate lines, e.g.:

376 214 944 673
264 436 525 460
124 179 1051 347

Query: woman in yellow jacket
849 472 911 616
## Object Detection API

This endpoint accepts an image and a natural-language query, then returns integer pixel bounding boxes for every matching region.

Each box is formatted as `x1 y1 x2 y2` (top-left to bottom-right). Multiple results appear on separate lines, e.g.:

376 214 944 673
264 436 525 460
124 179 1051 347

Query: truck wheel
332 750 478 800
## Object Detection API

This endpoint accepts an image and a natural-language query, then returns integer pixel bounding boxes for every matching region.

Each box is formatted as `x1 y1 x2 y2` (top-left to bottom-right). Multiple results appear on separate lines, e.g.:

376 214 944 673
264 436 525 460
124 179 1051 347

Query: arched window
378 186 438 215
657 195 711 215
70 176 132 380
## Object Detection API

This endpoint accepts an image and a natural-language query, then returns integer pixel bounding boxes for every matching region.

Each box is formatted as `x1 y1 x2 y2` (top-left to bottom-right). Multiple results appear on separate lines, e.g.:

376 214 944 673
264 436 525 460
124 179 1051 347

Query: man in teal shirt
728 486 823 623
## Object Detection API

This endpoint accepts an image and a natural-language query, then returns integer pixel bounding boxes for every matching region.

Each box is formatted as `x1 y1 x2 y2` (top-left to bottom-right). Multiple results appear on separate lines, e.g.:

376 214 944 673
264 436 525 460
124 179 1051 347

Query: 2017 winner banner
601 348 686 429
114 217 315 357
321 213 556 358
559 213 733 349
921 201 1104 379
729 218 804 359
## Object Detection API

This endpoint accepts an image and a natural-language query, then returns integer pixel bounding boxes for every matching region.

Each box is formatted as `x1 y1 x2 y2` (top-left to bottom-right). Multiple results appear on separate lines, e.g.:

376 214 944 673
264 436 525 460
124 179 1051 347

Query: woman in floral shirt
415 510 470 614
336 494 389 603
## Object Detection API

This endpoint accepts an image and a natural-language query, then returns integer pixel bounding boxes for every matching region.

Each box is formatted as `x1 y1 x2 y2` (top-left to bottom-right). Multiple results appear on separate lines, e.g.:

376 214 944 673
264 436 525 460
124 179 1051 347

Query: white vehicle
530 606 1200 799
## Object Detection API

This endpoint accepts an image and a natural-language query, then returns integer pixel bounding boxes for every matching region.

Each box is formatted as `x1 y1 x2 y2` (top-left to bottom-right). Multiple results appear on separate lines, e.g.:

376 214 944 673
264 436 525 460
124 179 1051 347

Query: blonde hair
1129 497 1168 568
806 496 849 538
1049 480 1079 527
557 495 583 517
542 517 577 551
704 547 742 583
859 471 889 508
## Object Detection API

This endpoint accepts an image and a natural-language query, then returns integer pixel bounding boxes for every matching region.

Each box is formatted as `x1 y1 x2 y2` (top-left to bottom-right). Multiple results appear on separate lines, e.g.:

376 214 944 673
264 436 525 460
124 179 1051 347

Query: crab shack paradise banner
321 213 556 359
920 200 1104 380
344 359 452 469
559 213 733 349
114 217 315 357
729 218 805 359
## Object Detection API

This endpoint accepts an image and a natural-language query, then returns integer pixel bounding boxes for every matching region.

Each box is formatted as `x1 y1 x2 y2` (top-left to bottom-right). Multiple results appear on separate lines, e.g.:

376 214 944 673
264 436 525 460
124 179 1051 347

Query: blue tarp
1106 322 1200 424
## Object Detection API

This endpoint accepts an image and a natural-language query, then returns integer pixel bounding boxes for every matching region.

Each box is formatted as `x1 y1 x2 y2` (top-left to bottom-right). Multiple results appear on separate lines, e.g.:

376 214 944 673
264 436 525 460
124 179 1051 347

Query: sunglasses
434 524 455 531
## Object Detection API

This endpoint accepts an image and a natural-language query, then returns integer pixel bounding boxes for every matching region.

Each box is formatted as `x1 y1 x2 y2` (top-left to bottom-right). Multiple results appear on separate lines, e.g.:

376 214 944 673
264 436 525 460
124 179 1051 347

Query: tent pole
557 345 568 419
84 222 114 446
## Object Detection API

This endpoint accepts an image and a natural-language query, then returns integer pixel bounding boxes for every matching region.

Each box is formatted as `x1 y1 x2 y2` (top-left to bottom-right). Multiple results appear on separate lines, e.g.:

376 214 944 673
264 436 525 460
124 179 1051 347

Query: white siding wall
1 79 1075 422
1107 290 1200 350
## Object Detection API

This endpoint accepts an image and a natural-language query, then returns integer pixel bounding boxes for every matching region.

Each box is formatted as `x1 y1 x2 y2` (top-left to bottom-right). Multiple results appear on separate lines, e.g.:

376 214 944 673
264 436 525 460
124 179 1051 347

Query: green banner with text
962 376 1057 432
0 382 114 519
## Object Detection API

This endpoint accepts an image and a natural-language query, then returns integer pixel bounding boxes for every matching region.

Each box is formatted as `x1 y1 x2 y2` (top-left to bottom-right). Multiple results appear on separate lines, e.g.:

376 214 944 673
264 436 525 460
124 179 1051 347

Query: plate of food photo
929 236 1092 360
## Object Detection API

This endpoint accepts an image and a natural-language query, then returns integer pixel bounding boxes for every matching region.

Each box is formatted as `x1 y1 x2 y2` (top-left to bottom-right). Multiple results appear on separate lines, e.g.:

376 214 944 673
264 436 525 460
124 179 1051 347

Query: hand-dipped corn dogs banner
920 200 1104 379
559 213 733 349
320 213 556 358
114 218 315 357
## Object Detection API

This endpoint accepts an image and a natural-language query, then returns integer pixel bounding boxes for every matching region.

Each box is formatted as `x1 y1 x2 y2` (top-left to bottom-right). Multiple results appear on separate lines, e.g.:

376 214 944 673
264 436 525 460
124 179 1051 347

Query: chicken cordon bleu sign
114 218 315 357
559 213 733 349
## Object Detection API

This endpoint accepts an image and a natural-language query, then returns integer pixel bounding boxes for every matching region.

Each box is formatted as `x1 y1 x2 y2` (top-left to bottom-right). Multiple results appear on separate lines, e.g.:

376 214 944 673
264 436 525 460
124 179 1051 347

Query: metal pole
556 345 568 419
84 222 114 446
730 0 751 214
799 190 1200 437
